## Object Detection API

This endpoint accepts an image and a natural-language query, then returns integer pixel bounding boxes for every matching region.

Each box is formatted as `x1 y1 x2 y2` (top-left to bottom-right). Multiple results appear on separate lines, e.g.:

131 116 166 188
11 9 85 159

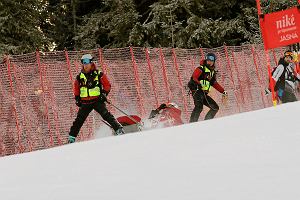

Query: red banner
260 7 300 50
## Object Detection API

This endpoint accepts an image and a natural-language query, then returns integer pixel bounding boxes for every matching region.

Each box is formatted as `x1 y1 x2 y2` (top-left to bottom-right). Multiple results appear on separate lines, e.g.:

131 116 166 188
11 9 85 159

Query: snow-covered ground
1 102 300 200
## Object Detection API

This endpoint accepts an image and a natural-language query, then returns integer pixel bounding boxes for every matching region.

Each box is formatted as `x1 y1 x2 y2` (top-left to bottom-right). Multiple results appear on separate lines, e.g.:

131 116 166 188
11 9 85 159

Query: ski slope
1 102 300 200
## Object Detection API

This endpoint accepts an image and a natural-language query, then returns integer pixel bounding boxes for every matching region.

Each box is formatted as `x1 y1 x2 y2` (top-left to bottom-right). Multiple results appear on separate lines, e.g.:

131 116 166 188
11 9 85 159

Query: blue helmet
81 54 94 64
205 53 216 62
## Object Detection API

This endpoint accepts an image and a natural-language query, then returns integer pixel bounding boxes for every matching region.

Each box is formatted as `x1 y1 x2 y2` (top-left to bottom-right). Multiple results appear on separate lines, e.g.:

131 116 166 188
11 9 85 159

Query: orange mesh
0 45 293 156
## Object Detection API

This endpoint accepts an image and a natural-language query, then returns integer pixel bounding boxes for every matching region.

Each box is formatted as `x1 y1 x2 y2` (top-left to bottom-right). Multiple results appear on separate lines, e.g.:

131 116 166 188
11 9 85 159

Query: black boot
115 128 125 135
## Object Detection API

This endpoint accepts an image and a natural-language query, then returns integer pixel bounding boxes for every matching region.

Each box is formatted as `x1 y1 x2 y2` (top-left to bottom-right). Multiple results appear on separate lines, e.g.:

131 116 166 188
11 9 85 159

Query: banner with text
260 7 300 49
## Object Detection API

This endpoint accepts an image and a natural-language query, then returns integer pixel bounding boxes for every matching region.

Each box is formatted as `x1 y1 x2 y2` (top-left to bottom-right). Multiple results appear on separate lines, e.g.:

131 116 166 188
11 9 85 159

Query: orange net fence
0 44 294 156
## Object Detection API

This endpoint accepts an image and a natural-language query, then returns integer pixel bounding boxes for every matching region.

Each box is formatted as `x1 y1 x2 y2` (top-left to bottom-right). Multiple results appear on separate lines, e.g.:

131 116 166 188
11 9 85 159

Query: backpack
270 57 290 92
270 66 285 91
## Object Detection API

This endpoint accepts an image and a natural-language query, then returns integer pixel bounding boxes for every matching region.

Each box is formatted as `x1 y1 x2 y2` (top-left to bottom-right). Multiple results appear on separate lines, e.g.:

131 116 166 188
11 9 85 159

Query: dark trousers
279 84 298 103
189 90 219 123
69 101 122 138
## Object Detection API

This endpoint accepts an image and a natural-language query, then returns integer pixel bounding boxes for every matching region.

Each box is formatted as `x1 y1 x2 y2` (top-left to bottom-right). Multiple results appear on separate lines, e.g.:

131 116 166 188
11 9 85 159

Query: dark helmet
283 50 294 60
81 54 94 64
205 53 216 62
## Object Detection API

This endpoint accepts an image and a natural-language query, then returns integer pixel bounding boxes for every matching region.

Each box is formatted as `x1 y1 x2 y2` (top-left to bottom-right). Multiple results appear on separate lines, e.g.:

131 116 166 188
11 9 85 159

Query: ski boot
115 128 125 135
68 135 76 143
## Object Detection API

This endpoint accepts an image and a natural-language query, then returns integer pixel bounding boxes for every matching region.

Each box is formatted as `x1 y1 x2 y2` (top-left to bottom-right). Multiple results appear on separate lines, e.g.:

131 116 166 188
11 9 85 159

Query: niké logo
276 14 295 29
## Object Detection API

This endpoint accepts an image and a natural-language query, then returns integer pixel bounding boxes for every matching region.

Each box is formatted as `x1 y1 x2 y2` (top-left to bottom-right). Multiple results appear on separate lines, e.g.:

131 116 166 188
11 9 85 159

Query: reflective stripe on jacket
78 71 101 97
198 65 215 92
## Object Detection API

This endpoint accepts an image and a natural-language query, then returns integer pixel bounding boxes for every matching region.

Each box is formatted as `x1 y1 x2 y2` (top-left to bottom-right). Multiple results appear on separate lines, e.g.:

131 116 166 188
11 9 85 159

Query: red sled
112 102 183 134
116 115 142 134
148 102 183 128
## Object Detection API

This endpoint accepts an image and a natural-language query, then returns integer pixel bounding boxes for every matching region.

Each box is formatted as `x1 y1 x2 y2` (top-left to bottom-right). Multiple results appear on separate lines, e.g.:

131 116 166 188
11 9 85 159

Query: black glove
75 96 82 107
149 109 159 119
100 93 107 102
158 103 167 110
265 88 271 96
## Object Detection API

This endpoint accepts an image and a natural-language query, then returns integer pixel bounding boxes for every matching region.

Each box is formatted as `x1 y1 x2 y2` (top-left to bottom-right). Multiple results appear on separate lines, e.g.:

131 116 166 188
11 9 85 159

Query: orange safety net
0 45 295 156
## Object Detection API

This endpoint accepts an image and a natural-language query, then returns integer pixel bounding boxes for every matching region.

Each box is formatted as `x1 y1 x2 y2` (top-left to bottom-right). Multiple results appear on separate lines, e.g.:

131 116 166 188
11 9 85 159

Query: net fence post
6 56 24 153
130 47 146 116
171 48 189 121
145 48 159 108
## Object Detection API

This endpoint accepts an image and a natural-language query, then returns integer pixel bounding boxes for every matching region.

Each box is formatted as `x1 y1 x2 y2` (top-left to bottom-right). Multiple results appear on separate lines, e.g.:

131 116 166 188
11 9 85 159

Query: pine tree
0 0 50 55
260 0 298 14
74 0 139 49
0 0 282 53
129 0 259 48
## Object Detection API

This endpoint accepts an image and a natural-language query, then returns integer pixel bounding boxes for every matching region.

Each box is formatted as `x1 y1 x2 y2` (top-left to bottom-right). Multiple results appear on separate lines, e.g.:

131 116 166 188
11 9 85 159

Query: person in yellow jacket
188 53 227 122
68 54 124 143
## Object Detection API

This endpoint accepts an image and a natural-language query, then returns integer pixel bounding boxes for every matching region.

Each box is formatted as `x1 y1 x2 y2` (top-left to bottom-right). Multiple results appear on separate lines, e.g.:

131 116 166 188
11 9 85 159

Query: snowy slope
1 102 300 200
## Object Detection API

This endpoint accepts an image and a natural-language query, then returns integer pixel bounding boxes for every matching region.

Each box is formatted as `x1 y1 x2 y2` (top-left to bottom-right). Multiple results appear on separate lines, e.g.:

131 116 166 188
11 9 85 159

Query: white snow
1 102 300 200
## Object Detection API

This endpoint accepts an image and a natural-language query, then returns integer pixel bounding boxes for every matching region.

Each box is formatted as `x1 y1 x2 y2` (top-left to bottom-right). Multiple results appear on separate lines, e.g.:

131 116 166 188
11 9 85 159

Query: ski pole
106 100 141 125
101 119 112 128
101 119 122 136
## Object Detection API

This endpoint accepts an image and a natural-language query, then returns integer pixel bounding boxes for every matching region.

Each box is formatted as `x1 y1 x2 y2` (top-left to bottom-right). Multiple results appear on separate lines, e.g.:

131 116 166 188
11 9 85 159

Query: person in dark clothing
188 53 227 123
269 50 300 103
68 54 124 143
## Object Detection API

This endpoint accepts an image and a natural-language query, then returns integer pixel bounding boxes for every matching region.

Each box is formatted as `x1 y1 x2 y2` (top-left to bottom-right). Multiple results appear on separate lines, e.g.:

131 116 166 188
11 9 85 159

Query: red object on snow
117 115 141 126
149 103 183 127
158 106 183 126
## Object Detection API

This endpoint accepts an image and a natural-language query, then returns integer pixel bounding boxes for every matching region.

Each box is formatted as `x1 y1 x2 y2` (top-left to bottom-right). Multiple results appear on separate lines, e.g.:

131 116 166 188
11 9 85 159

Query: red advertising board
260 7 300 50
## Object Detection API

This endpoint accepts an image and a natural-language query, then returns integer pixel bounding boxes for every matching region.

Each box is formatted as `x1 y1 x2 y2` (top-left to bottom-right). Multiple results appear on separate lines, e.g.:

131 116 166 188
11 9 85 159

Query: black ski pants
69 100 122 138
189 90 219 123
279 84 298 103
